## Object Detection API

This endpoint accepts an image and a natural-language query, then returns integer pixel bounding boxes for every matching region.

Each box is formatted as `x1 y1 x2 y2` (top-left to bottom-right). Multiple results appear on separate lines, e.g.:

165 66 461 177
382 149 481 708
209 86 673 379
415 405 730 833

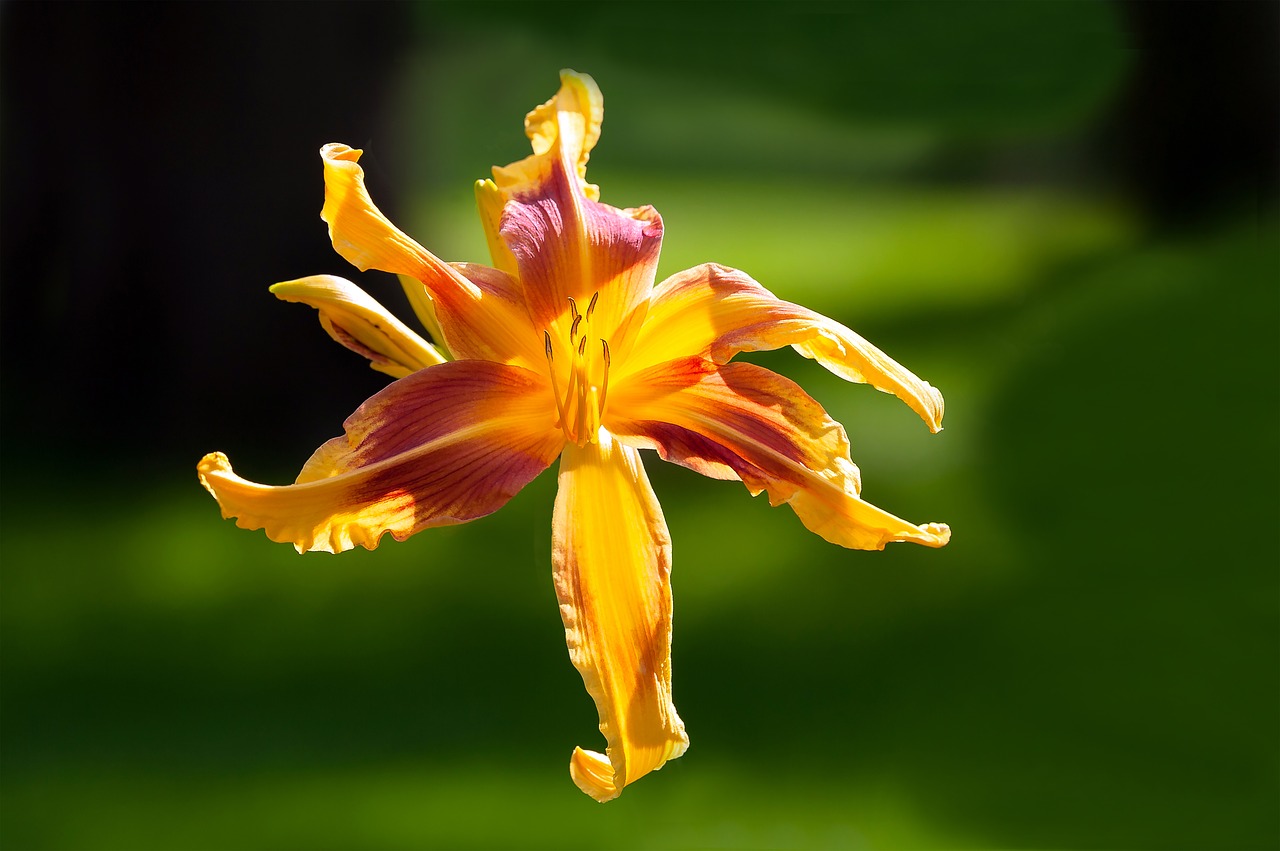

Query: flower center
544 292 611 447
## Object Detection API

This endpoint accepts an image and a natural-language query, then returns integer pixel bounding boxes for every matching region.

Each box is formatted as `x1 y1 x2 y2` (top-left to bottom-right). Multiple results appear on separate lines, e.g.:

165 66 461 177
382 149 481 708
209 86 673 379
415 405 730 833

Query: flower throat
545 292 611 447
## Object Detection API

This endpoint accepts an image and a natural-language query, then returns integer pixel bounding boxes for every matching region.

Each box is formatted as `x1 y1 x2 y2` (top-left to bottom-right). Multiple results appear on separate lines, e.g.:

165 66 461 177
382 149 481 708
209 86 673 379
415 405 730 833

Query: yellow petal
396 274 448 353
270 275 447 377
198 361 564 553
474 179 519 277
491 69 603 203
320 143 458 282
608 358 949 550
552 431 688 801
624 263 945 433
319 144 539 367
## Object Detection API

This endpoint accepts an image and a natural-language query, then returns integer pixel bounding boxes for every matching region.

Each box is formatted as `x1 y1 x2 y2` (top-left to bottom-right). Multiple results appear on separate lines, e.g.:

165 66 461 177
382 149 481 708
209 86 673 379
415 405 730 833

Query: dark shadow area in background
0 2 415 480
2 1 1276 476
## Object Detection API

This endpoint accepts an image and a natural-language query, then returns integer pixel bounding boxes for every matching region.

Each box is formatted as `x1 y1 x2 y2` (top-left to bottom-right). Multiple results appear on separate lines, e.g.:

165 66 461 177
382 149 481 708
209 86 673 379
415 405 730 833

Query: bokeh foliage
2 2 1276 849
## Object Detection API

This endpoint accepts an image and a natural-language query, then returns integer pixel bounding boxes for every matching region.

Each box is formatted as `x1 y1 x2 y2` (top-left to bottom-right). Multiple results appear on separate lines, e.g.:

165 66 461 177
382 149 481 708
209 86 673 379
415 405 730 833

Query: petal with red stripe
198 360 564 553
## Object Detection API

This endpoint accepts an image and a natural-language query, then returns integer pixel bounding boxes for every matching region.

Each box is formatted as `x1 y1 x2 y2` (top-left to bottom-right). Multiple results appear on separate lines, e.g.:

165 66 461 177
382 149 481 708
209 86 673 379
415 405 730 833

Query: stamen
548 293 611 446
598 339 611 413
544 330 567 429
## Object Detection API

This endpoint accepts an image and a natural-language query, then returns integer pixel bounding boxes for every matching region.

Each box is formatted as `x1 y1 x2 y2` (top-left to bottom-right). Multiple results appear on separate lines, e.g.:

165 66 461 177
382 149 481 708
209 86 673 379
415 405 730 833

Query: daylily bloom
198 70 950 802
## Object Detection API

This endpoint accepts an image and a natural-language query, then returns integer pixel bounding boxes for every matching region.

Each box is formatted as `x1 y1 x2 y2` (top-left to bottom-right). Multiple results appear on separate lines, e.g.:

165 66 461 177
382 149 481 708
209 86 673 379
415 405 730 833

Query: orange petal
396 273 448 354
474 178 520 277
608 358 950 550
198 360 564 553
319 143 539 368
490 71 659 362
447 262 547 369
491 69 603 203
320 142 457 283
270 275 447 377
552 432 688 801
623 263 945 433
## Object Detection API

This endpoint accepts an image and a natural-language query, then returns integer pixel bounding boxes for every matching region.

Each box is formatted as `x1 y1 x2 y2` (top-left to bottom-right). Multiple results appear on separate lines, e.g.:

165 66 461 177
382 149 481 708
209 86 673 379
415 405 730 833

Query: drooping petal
198 360 564 553
491 70 660 362
319 143 538 367
623 263 946 433
608 358 950 550
552 431 688 802
270 275 447 377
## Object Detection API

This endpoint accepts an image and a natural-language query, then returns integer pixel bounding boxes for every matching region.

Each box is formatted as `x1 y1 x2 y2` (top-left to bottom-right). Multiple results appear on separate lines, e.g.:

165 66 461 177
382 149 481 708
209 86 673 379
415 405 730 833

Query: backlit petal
502 186 662 362
624 263 945 433
321 142 459 284
552 432 688 801
320 143 537 366
396 274 447 353
608 358 950 550
474 179 519 277
491 71 659 361
270 275 447 377
491 69 603 203
198 360 564 553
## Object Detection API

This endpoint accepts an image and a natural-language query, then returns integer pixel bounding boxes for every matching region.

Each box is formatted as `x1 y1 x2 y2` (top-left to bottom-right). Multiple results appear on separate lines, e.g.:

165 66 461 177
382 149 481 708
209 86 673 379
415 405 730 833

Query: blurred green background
2 2 1277 849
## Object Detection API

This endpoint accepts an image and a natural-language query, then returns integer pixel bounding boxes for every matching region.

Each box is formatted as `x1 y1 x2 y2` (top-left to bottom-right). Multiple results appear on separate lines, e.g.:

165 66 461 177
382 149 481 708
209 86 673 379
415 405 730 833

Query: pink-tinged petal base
553 432 688 801
198 360 564 553
500 160 662 363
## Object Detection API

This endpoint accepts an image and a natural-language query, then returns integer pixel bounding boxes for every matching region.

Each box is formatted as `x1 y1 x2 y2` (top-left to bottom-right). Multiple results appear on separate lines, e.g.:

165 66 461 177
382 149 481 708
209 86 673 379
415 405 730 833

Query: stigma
545 293 611 447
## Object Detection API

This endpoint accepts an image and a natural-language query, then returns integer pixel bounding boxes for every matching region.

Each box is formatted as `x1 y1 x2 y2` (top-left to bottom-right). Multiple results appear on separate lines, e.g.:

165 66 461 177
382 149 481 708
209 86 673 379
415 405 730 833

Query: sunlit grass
0 758 971 851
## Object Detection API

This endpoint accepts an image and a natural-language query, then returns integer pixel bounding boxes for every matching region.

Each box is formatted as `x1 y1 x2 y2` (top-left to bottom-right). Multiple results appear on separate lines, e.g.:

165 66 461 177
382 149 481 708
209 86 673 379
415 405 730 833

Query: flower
197 69 950 802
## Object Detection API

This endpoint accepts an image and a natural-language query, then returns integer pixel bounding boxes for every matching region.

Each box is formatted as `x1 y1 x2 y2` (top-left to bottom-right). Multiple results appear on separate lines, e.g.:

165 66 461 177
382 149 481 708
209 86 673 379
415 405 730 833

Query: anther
570 314 582 341
567 296 580 320
543 330 554 359
577 337 587 356
586 291 599 319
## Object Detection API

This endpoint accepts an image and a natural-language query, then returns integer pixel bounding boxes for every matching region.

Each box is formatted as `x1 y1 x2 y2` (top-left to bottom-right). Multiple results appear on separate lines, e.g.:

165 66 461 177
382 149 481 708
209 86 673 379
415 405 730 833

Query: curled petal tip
570 747 620 803
919 522 951 547
196 451 230 501
554 437 689 802
922 383 946 434
494 69 604 202
320 142 361 162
